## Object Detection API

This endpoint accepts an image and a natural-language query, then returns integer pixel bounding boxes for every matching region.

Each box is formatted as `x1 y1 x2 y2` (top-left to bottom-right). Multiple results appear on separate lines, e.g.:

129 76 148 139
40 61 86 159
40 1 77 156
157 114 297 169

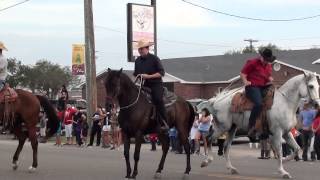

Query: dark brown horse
104 69 195 179
0 89 59 172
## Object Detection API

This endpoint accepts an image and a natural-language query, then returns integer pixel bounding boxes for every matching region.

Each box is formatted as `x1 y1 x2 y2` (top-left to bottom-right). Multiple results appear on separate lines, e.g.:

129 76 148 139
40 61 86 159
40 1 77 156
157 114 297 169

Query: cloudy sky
1 0 320 73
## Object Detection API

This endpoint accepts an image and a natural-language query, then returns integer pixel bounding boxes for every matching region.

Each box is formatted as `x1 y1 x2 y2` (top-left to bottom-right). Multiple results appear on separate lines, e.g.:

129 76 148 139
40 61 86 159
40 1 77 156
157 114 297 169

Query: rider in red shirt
240 48 276 138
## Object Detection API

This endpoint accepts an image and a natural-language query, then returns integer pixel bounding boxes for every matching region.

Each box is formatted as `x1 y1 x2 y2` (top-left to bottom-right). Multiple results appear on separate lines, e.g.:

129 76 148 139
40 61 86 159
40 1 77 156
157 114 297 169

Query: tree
242 46 257 54
33 60 73 98
258 43 281 53
224 49 242 55
12 60 73 98
6 58 22 88
225 43 281 55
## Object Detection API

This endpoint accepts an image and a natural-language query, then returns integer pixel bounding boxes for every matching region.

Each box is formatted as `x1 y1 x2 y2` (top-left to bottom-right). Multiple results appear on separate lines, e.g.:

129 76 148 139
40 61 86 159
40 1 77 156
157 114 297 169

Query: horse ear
107 68 111 72
303 71 312 82
117 68 123 76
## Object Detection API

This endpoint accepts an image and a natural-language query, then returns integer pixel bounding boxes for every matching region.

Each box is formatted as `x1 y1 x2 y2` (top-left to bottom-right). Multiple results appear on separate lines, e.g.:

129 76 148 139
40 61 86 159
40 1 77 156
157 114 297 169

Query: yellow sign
72 44 85 75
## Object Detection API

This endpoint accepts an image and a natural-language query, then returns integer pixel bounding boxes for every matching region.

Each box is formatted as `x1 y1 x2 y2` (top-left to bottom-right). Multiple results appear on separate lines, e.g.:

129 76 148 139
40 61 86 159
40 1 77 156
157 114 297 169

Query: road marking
207 173 278 180
189 171 278 180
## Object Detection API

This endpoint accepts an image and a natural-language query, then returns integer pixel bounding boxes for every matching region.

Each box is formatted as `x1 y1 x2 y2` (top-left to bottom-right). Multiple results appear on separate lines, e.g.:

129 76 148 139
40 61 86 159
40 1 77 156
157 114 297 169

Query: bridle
113 74 144 110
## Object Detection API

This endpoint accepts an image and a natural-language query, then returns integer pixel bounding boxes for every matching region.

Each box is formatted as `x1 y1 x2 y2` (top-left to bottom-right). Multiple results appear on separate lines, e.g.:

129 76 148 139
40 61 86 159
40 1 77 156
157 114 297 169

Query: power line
0 0 31 12
95 25 233 47
181 0 320 22
95 25 320 49
260 36 320 42
95 25 126 34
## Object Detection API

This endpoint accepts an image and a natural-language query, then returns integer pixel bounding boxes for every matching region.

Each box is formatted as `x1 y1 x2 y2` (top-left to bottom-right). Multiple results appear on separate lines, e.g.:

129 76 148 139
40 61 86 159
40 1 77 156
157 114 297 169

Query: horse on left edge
0 88 59 172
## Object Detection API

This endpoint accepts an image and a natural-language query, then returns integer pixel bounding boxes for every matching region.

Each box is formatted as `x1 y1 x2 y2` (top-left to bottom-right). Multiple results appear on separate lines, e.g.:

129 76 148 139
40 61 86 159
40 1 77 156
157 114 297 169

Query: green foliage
6 58 74 98
225 44 281 55
258 43 281 52
6 58 22 88
242 46 257 54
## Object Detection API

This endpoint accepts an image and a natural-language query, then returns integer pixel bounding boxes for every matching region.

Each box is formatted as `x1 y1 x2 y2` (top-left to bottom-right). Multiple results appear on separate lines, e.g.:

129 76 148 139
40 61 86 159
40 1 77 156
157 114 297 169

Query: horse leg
270 131 292 179
131 131 143 179
12 128 27 170
154 132 170 179
282 132 301 163
224 125 239 175
28 127 38 173
123 133 132 179
179 129 191 175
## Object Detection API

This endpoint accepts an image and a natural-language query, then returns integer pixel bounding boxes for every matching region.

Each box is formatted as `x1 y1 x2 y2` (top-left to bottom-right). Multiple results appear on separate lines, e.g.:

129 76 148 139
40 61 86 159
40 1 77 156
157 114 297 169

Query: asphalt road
0 139 319 180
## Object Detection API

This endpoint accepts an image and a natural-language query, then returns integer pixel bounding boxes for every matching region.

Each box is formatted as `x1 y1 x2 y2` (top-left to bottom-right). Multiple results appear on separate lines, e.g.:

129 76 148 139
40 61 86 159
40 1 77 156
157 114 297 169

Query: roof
80 69 179 87
162 49 320 83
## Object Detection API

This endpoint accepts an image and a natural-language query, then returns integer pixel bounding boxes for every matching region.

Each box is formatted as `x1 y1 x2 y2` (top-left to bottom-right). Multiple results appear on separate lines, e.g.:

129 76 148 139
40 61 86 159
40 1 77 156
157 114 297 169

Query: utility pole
244 39 258 53
151 0 157 55
84 0 97 125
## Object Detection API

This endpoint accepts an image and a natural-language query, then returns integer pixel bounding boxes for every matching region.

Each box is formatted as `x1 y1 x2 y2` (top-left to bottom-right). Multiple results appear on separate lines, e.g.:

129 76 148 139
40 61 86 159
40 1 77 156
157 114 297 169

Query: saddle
231 86 275 113
141 86 177 107
0 84 18 131
0 84 18 103
231 86 275 133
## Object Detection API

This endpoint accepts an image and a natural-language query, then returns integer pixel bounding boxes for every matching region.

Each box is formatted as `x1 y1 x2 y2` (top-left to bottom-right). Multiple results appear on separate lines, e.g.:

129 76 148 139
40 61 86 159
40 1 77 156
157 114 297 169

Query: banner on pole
72 44 85 75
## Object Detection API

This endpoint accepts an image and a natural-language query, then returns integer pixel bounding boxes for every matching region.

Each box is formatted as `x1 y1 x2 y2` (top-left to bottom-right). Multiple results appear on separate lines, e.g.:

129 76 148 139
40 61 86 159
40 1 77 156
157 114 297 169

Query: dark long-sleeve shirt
133 53 165 84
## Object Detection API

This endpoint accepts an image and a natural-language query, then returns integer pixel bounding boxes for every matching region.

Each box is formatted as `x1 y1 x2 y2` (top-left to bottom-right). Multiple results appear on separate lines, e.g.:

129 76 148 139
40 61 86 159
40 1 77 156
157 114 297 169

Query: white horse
200 73 319 179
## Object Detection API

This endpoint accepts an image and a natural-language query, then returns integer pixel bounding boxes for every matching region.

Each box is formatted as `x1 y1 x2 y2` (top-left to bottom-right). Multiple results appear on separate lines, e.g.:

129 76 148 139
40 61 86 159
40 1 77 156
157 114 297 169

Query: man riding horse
240 48 276 138
133 40 169 132
0 41 8 91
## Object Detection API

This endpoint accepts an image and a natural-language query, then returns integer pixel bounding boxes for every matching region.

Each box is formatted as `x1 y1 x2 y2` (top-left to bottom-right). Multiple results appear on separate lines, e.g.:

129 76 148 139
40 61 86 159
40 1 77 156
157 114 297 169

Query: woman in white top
0 42 8 90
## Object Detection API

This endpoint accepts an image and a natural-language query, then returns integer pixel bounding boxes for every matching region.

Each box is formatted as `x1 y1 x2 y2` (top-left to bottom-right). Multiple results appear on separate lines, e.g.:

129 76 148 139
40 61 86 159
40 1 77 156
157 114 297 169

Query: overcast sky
1 0 320 73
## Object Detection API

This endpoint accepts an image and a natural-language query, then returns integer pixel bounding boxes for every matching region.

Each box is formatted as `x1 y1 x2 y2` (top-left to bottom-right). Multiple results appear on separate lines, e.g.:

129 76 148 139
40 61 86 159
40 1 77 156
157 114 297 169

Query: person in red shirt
240 48 276 138
312 109 320 160
64 104 77 145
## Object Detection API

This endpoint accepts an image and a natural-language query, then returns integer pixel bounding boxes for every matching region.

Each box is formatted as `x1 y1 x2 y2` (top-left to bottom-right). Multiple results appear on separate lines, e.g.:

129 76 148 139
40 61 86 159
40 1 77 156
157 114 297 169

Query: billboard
127 3 155 62
72 44 85 75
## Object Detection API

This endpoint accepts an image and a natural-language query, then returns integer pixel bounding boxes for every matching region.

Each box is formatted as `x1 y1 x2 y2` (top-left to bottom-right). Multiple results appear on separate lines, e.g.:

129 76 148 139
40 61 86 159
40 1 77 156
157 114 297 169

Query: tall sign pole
151 0 157 56
84 0 97 124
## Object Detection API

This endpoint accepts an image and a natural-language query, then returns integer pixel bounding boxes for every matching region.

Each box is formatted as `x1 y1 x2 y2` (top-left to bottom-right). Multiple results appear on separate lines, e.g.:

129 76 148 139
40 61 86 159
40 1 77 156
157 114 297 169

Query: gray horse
199 73 319 179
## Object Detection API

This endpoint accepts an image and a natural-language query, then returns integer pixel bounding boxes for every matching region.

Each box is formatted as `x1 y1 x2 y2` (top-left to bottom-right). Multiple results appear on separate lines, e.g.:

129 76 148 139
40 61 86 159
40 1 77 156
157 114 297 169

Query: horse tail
36 95 60 137
186 101 195 131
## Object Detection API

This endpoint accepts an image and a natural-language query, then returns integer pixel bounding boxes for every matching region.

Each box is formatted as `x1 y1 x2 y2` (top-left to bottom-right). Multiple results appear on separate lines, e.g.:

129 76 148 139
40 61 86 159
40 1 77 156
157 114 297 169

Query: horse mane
278 74 304 92
209 87 243 105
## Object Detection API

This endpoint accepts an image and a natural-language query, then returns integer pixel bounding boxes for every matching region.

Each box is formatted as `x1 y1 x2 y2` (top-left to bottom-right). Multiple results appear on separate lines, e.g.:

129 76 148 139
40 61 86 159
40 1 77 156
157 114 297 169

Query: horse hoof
154 172 162 179
182 173 190 180
201 160 209 168
230 168 239 174
28 166 36 173
207 156 213 163
12 163 18 170
282 173 292 179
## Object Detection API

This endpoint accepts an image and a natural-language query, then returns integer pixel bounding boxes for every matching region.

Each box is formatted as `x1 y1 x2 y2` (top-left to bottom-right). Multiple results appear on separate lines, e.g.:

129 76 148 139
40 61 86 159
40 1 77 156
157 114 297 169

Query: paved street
0 139 319 180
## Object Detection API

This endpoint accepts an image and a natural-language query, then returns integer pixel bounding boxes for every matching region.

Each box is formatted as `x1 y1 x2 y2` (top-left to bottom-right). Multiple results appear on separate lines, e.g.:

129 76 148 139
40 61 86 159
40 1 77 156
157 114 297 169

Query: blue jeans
245 86 268 128
0 80 5 90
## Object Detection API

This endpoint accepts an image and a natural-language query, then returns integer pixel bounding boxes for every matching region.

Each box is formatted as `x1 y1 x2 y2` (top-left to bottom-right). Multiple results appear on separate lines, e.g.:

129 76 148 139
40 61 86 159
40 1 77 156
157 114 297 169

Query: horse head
300 72 319 105
104 68 123 99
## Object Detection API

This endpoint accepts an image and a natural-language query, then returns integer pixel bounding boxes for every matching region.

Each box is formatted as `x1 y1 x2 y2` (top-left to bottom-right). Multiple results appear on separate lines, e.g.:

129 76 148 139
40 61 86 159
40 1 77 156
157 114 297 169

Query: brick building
83 49 320 106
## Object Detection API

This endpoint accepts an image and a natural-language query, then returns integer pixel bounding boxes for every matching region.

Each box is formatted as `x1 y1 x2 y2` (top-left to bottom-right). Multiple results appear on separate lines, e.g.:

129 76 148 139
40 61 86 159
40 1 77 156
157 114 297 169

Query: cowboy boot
258 150 265 159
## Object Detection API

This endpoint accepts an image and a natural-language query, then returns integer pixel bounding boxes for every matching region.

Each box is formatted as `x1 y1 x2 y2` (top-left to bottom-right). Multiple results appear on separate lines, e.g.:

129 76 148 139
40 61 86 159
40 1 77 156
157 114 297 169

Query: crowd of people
41 85 123 151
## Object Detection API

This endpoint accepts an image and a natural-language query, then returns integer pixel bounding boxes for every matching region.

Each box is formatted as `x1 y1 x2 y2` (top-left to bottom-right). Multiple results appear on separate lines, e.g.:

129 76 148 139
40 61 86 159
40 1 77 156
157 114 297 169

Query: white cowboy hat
136 40 154 49
0 42 8 51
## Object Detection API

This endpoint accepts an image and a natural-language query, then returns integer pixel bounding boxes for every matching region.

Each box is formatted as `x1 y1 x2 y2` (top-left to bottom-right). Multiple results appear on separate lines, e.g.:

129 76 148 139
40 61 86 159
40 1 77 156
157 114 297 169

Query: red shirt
64 107 77 125
312 116 320 135
57 111 64 121
291 128 299 137
241 57 272 87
